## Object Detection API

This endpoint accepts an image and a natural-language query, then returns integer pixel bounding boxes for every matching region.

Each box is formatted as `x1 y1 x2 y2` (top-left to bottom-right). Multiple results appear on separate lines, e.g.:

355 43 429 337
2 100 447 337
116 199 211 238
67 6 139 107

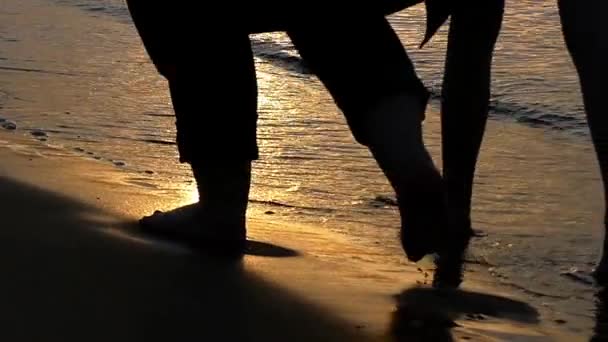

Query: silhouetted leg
436 0 504 287
288 15 447 262
592 287 608 341
558 0 608 282
139 32 257 253
125 0 177 77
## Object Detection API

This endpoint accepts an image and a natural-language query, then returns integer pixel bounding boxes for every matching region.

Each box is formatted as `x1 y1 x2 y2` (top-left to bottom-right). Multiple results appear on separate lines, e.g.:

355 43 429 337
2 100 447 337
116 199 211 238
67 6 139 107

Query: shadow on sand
1 175 555 341
120 221 300 259
390 287 540 341
0 176 366 341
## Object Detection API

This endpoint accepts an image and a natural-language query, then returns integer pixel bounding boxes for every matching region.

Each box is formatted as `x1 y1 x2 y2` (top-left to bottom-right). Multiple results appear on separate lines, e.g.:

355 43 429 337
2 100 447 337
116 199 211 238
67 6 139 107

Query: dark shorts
127 4 429 163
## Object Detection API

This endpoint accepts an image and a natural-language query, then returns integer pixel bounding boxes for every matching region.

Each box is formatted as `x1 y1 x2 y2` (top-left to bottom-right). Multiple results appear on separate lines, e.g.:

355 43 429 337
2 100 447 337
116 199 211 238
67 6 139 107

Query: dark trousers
169 15 428 162
126 3 429 163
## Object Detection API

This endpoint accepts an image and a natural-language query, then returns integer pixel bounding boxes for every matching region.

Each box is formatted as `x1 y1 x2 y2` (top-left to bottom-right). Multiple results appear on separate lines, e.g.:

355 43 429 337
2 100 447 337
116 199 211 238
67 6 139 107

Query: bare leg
363 94 447 263
558 0 608 283
435 0 504 288
288 15 446 262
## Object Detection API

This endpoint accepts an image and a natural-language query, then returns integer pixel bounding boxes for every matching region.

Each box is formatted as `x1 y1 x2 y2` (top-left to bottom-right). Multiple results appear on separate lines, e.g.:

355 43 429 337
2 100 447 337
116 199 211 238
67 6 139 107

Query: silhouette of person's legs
139 31 257 252
130 5 448 259
436 0 504 287
558 0 608 282
288 14 447 262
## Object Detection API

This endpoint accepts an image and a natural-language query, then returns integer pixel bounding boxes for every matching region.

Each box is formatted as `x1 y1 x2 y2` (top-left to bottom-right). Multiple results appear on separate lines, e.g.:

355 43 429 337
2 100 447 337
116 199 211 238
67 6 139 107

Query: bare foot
140 203 246 253
397 169 447 262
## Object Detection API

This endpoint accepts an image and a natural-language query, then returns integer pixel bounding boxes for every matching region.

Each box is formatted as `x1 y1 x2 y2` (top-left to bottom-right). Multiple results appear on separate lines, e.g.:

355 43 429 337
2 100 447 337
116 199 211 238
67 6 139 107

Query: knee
346 90 429 147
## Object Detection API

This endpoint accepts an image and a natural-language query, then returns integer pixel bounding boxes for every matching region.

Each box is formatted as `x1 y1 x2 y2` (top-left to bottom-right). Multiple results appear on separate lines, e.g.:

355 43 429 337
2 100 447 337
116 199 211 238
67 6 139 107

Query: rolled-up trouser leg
167 32 259 164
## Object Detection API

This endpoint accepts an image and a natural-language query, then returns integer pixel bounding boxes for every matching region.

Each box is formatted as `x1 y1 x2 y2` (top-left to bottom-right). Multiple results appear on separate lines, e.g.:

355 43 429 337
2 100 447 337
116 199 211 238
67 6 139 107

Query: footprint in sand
1 120 17 130
30 129 48 141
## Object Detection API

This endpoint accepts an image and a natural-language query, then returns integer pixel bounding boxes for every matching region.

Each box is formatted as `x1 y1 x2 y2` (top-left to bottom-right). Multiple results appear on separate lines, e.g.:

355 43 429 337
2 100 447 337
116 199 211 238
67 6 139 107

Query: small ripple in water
560 267 595 286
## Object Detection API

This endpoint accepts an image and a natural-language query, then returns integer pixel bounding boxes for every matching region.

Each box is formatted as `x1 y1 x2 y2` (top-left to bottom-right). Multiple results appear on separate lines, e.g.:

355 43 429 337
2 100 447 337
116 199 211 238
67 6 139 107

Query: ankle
191 160 252 222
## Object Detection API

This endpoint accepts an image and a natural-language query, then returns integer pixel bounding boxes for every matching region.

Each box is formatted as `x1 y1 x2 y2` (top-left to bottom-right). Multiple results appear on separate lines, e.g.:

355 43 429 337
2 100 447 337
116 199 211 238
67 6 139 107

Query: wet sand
0 133 583 341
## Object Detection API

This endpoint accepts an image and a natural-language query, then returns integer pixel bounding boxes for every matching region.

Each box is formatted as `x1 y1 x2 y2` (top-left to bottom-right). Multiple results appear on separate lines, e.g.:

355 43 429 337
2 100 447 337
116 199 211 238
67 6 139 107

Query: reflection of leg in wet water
288 14 447 262
558 0 608 283
435 0 504 288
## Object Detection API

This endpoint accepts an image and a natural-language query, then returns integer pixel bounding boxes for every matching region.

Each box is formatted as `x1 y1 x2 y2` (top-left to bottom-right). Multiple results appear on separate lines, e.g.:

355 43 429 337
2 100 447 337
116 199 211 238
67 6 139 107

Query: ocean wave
51 0 131 22
426 86 589 134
